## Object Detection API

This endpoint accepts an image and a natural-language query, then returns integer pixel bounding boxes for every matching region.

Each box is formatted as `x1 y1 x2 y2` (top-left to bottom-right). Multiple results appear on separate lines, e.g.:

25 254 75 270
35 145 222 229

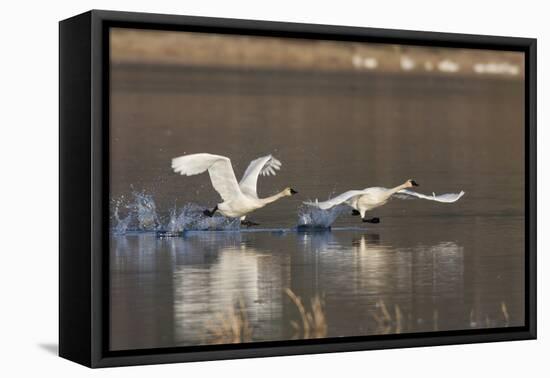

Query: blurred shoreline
111 28 524 79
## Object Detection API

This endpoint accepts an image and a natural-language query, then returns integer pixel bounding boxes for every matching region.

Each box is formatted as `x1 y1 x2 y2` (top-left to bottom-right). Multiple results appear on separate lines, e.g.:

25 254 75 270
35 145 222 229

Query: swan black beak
290 188 298 195
411 180 419 187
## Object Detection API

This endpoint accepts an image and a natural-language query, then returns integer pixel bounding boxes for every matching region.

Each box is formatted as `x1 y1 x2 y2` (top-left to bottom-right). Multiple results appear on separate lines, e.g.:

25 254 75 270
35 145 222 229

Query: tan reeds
395 305 403 334
285 288 327 339
203 295 512 345
501 302 510 326
371 300 403 334
205 298 252 344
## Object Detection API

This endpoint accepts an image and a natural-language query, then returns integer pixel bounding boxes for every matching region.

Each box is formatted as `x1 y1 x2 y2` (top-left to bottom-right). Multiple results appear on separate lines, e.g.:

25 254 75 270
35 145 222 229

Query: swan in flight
304 179 464 223
171 153 297 225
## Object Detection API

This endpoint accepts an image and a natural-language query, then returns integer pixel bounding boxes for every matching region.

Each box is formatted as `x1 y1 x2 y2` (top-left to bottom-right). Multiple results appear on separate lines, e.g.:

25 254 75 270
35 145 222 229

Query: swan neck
390 183 409 195
262 190 287 204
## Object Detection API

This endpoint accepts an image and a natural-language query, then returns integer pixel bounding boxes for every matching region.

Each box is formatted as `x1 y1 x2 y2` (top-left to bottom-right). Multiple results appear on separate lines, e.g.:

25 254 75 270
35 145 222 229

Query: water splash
166 205 185 232
167 203 240 232
112 192 351 234
297 204 347 230
111 191 240 234
112 197 134 235
111 191 161 233
129 191 161 231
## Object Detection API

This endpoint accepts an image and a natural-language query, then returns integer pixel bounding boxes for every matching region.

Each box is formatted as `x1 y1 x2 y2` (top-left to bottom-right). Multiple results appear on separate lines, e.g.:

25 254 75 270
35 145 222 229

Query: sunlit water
109 65 525 350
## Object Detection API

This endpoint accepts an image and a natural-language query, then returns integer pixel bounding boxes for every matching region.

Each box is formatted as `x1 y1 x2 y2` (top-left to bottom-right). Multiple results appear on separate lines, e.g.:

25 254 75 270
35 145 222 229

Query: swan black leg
241 219 260 227
362 217 380 224
351 209 360 216
203 205 218 217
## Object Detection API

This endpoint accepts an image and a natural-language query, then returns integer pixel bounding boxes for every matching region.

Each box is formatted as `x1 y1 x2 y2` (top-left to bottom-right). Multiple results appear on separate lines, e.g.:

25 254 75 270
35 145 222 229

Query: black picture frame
59 9 537 368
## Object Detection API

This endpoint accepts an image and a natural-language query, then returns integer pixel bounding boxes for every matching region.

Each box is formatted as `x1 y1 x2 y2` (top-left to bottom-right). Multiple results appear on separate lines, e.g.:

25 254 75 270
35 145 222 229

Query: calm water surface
109 65 525 350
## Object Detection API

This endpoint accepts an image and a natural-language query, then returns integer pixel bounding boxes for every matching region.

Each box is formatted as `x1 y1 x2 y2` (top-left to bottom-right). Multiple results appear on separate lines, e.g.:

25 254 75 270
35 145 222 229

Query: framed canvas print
59 10 536 368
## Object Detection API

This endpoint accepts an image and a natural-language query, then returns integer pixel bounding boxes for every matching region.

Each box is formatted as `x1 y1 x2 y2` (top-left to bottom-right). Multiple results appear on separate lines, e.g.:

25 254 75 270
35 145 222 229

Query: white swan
304 179 464 223
171 153 297 224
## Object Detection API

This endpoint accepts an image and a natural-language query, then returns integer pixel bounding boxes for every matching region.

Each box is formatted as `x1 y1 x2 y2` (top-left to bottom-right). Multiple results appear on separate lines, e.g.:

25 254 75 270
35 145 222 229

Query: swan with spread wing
304 179 464 223
171 153 297 226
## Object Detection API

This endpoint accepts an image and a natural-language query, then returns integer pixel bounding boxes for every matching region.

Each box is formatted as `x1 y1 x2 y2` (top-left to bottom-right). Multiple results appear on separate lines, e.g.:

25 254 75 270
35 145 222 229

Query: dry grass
285 288 327 339
371 300 404 334
370 300 512 334
469 301 511 329
205 299 252 344
203 294 512 344
501 301 510 326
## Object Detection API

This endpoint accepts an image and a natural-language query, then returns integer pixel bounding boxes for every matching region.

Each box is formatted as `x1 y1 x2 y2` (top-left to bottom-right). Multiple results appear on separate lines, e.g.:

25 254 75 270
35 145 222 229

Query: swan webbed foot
203 205 218 217
241 219 260 227
362 217 380 224
351 209 360 216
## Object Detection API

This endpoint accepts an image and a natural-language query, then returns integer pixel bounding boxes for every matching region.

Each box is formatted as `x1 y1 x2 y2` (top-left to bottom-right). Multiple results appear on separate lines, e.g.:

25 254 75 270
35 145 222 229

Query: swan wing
239 155 282 198
303 190 366 210
171 153 241 201
395 189 465 203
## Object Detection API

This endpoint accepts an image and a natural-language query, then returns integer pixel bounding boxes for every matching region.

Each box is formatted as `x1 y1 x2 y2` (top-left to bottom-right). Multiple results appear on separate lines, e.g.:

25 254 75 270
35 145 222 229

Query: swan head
406 179 419 187
283 187 298 196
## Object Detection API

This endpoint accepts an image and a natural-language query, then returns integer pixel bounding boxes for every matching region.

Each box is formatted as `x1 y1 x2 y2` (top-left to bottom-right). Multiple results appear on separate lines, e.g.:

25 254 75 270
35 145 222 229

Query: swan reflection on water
110 229 472 348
